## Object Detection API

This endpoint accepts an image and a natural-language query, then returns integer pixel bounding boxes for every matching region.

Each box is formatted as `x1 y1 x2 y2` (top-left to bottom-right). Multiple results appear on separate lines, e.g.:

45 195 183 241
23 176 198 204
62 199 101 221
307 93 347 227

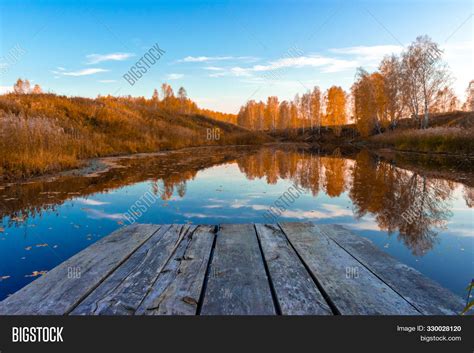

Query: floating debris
0 227 4 233
0 275 10 281
25 270 47 278
35 243 48 248
24 246 32 251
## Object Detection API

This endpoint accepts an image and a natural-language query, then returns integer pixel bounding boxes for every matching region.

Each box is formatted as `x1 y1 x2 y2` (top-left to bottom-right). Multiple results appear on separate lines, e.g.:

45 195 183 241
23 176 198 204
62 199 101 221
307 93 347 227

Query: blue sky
0 0 472 113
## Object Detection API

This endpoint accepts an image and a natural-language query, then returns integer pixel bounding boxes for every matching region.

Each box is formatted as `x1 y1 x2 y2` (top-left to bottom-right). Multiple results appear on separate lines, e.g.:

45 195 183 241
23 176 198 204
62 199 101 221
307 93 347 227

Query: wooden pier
0 223 465 315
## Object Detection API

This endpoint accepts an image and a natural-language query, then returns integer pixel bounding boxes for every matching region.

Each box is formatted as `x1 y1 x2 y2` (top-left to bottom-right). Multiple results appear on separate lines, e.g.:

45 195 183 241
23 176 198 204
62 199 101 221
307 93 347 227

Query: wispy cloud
82 208 126 220
329 44 403 67
98 79 117 83
203 44 405 79
52 68 109 77
178 55 257 63
75 198 110 206
86 52 135 64
204 66 225 71
166 73 184 80
212 55 358 78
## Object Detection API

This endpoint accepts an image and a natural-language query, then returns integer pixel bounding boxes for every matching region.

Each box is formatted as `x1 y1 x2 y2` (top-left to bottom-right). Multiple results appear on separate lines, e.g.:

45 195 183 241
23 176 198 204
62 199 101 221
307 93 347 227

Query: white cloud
204 44 405 80
178 55 258 63
52 68 109 77
75 198 110 206
180 56 234 63
330 45 403 59
211 54 359 78
86 52 135 64
83 208 126 220
166 73 184 80
209 72 227 78
204 66 225 71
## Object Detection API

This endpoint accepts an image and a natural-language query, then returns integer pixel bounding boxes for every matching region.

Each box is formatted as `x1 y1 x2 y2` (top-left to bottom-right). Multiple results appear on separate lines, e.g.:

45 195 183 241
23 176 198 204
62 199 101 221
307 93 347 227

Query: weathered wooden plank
319 224 465 315
279 222 420 315
0 224 160 315
255 224 332 315
136 225 215 315
71 224 195 315
200 224 276 315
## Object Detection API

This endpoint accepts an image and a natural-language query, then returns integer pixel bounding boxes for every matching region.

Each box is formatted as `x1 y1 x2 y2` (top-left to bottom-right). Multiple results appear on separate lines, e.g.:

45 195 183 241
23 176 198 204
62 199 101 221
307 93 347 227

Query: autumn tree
13 78 32 94
161 83 174 99
463 80 474 111
32 84 43 94
278 101 290 129
152 88 159 101
325 86 347 136
265 96 279 131
352 69 377 137
310 86 321 133
178 86 188 113
379 55 403 128
431 86 458 113
300 92 311 133
401 35 450 128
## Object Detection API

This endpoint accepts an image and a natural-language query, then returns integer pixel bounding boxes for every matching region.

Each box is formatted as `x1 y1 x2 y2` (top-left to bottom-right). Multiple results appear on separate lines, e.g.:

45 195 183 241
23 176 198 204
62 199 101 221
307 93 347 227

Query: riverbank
0 93 270 181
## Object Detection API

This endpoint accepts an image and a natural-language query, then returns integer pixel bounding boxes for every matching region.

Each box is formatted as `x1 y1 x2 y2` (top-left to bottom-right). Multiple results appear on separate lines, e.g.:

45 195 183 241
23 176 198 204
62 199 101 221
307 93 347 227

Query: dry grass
370 126 474 154
0 93 270 180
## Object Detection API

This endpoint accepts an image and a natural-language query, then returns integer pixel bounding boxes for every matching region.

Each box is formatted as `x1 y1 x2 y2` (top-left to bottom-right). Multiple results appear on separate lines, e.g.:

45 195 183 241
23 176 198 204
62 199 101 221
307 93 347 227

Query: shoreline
1 142 471 187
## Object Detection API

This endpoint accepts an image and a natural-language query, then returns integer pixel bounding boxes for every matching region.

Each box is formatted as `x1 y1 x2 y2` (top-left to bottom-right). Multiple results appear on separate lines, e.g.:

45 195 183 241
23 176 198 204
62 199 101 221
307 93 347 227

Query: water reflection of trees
1 145 469 256
236 148 460 256
0 146 257 225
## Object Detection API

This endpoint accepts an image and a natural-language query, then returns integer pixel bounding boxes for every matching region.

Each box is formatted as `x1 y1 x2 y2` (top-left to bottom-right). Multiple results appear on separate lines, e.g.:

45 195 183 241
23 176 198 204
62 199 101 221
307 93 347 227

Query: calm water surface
0 146 472 300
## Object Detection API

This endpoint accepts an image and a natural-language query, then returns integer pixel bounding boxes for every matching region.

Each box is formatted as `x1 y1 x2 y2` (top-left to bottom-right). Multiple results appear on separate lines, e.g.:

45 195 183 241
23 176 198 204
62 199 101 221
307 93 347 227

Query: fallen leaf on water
117 221 124 225
25 270 47 278
35 243 48 247
0 227 4 233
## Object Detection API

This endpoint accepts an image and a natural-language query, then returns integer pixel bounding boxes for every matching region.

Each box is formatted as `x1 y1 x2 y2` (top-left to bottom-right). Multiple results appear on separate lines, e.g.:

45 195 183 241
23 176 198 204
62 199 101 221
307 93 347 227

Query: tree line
236 36 474 136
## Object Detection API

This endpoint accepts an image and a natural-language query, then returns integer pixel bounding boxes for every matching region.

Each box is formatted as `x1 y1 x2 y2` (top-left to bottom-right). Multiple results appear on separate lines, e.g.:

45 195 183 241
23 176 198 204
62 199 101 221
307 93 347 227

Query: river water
0 145 472 301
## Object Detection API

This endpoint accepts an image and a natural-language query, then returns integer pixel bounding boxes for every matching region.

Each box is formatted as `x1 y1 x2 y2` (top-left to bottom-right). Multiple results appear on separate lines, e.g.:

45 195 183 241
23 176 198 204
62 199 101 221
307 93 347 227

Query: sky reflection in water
0 146 472 300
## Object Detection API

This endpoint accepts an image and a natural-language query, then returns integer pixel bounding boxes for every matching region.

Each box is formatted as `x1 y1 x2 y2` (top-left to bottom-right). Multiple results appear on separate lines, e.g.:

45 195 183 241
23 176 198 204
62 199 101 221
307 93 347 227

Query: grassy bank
369 127 474 154
270 111 474 155
0 94 270 180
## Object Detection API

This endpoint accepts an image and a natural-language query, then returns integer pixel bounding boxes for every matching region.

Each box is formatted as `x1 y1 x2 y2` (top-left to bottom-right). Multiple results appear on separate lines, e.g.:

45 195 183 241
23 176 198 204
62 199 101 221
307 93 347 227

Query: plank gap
254 224 282 315
278 223 340 315
196 224 219 315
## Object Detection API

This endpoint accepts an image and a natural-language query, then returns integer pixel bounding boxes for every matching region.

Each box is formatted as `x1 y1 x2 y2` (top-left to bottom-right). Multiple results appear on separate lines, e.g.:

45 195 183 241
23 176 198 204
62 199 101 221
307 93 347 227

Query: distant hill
0 93 271 179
